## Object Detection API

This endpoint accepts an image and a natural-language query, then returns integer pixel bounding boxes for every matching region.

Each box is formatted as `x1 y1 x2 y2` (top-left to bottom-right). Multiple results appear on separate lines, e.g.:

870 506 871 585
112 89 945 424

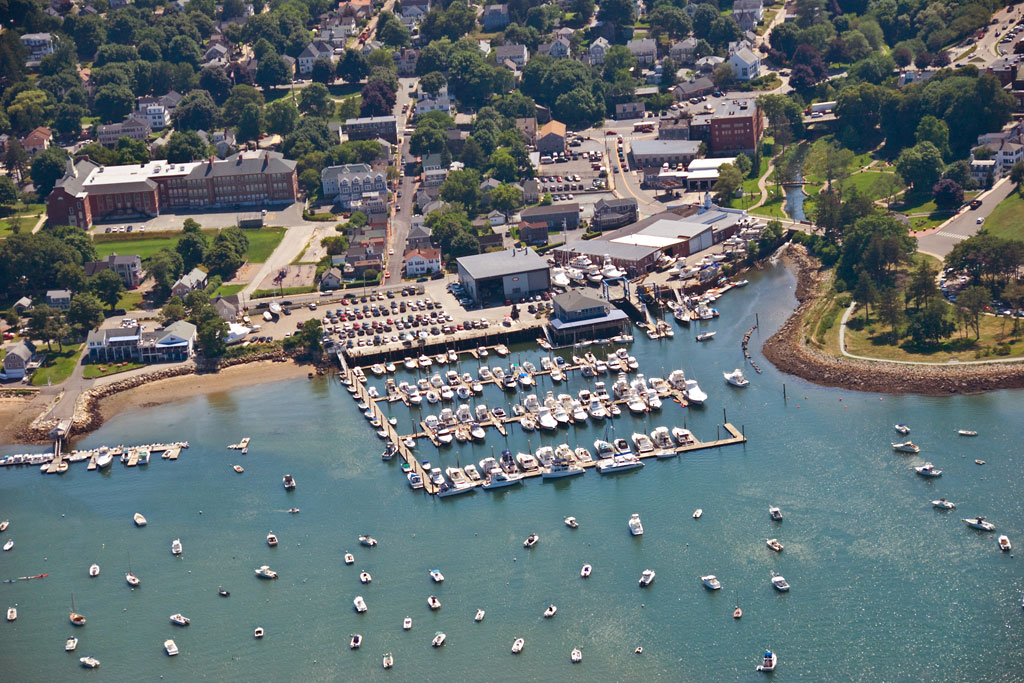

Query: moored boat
429 569 445 583
580 564 592 578
892 441 920 454
282 474 296 489
359 535 378 547
6 606 15 621
523 534 539 548
427 595 441 610
766 538 783 552
894 424 910 435
999 535 1012 551
79 657 100 669
432 631 446 647
638 569 655 587
133 513 147 527
701 574 721 590
932 498 955 510
404 616 413 629
914 462 942 477
628 513 644 536
475 609 486 622
169 613 190 626
254 565 278 579
254 627 265 638
383 652 394 669
512 637 525 654
88 563 100 577
724 368 749 387
564 516 578 528
693 509 703 519
354 596 368 613
65 637 78 651
266 531 278 547
360 571 372 584
171 538 183 555
757 650 777 672
164 639 179 656
350 633 362 649
768 506 783 521
958 429 978 436
771 573 790 592
543 604 557 618
571 648 582 663
963 517 995 531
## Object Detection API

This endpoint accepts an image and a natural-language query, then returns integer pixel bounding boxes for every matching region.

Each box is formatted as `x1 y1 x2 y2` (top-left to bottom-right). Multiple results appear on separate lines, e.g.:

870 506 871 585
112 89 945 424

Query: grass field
94 235 181 260
840 171 904 201
241 227 285 262
94 227 285 263
30 344 83 387
981 189 1024 242
116 290 144 311
82 361 145 379
0 202 44 238
750 195 787 218
213 283 246 297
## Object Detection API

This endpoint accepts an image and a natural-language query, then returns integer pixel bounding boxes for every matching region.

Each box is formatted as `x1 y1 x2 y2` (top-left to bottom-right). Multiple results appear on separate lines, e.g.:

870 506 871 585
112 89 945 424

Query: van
540 155 553 164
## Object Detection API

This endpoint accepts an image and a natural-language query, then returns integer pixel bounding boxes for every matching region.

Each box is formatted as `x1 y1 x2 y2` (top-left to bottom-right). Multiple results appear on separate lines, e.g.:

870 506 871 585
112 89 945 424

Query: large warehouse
456 247 550 305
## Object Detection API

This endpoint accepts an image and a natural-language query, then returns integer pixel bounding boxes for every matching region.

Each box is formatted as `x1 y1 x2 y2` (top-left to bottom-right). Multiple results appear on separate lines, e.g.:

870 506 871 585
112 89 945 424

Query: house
970 158 997 185
20 33 55 66
320 267 344 290
97 117 152 146
695 55 724 73
520 203 580 230
518 221 549 246
522 179 540 204
658 117 690 140
515 117 537 146
416 84 452 114
297 40 335 74
539 36 571 59
338 0 372 19
321 163 387 208
496 43 528 69
588 37 610 65
404 247 442 276
400 3 427 20
170 267 208 298
22 127 51 154
394 48 418 76
615 102 645 120
477 232 504 251
728 47 761 81
406 224 433 250
136 91 182 130
13 296 32 313
592 198 638 231
2 340 36 380
211 294 242 321
86 320 197 363
626 38 657 65
46 289 71 310
629 139 701 168
732 0 763 31
84 253 145 288
323 24 353 48
201 129 237 157
537 120 567 156
344 116 398 144
670 37 698 63
482 4 509 30
673 76 715 101
548 291 628 344
422 153 448 186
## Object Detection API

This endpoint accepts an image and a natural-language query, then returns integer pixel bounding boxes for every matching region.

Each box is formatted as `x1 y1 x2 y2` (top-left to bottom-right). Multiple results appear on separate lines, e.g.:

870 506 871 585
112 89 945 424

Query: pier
2 442 190 472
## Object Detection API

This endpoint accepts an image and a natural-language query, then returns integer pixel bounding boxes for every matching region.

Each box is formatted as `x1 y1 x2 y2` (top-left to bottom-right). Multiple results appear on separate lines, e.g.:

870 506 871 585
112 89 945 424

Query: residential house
486 209 507 226
320 267 344 290
615 102 645 119
202 43 230 67
13 296 32 313
975 122 1024 174
20 33 55 66
338 0 372 19
297 40 335 74
518 221 549 245
422 153 448 186
732 0 764 32
673 76 714 100
2 340 36 380
401 3 427 20
84 253 145 288
626 38 657 65
522 178 540 203
321 163 387 208
482 4 509 31
515 117 537 146
46 289 71 310
970 157 998 185
592 197 638 231
416 84 452 114
537 120 567 156
322 23 354 48
97 117 152 146
406 224 433 250
695 55 724 73
404 247 442 276
136 91 182 130
496 43 528 69
22 127 51 154
588 37 610 65
394 48 419 76
670 37 698 64
211 294 242 321
539 36 571 59
201 129 237 157
447 129 469 155
520 203 580 230
728 47 761 81
477 232 504 251
170 267 208 298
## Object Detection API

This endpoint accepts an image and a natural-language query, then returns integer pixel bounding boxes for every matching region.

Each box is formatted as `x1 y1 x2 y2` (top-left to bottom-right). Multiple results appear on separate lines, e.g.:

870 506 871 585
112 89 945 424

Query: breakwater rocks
762 244 1024 396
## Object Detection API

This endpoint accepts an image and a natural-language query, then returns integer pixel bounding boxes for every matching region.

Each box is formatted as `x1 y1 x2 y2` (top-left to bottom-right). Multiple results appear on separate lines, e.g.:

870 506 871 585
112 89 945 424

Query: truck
632 122 655 133
804 101 837 115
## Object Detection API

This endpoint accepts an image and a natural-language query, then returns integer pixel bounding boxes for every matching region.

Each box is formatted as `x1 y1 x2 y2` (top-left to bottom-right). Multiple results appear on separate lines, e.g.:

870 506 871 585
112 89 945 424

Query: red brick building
689 97 764 155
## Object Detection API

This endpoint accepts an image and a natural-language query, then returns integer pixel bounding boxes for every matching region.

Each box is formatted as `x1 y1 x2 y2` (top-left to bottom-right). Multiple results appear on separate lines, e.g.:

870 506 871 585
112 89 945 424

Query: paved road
915 178 1014 259
384 77 419 286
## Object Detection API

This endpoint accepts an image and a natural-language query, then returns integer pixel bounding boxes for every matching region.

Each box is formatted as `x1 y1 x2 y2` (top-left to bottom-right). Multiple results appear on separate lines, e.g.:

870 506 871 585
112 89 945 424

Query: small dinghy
571 648 582 663
403 616 413 630
692 509 703 519
350 633 362 649
511 638 525 654
543 604 557 618
475 609 485 622
733 607 743 619
254 627 264 639
580 564 592 578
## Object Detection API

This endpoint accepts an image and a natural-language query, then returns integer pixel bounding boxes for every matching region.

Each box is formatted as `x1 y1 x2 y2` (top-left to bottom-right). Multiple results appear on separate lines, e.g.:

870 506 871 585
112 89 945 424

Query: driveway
915 178 1014 259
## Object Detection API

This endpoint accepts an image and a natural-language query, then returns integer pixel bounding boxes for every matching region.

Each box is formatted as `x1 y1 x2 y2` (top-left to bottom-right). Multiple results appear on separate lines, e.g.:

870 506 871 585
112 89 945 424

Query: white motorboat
7 606 15 622
695 331 716 342
999 535 1012 551
593 440 615 460
512 637 525 654
638 569 655 587
931 498 955 510
79 657 100 669
914 462 942 477
470 423 486 440
89 563 100 577
769 506 783 521
404 616 413 630
626 394 647 414
359 535 378 547
350 633 362 649
407 472 423 489
282 474 296 489
672 427 694 446
631 432 655 454
766 538 783 552
757 650 777 672
65 637 78 652
164 639 179 656
432 632 446 647
724 369 749 387
483 471 523 489
650 426 673 450
574 447 594 464
892 442 920 454
266 531 278 547
771 573 790 592
963 517 995 531
543 454 584 479
429 569 445 583
597 455 644 474
543 604 557 618
894 424 910 435
580 564 592 578
958 429 978 436
360 571 372 584
693 508 703 519
701 575 721 590
628 513 644 536
551 267 571 287
684 379 707 404
133 513 147 527
169 613 190 626
475 609 486 622
353 596 368 613
254 565 278 579
427 595 441 610
564 516 579 528
126 571 140 587
95 452 113 468
571 648 583 663
383 652 394 669
586 400 607 420
171 538 183 556
523 534 539 548
463 464 481 481
537 408 558 430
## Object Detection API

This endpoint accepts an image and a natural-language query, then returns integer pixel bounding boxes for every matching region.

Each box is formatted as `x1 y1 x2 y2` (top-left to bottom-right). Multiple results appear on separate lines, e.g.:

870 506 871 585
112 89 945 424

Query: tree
223 85 265 124
489 183 523 215
876 286 905 342
1010 161 1024 187
805 140 855 193
956 285 989 339
906 259 938 310
235 102 264 142
168 35 202 68
872 173 905 208
648 5 692 40
337 49 369 84
196 316 228 358
0 177 18 206
299 82 333 118
148 249 185 298
1002 279 1024 333
93 84 135 122
915 115 951 160
265 99 300 135
597 0 636 29
931 179 963 211
67 292 105 332
256 50 291 90
420 71 447 97
908 298 954 345
90 269 126 311
311 58 334 84
284 319 323 355
853 271 878 322
205 242 244 278
28 305 58 351
30 147 69 197
448 231 480 257
712 164 743 203
52 103 88 140
554 88 603 128
4 140 30 183
712 62 736 89
176 230 209 271
895 141 944 191
172 90 219 131
360 81 396 117
440 169 483 213
377 11 411 47
165 131 209 163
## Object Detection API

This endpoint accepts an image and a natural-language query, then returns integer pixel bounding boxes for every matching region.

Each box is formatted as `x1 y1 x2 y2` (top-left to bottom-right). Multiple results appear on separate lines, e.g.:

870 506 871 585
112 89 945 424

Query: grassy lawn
244 227 286 262
213 283 246 297
897 190 939 215
840 171 904 201
0 202 45 237
116 290 144 311
94 235 181 260
252 286 316 298
981 188 1024 242
94 227 285 263
30 344 83 387
750 195 787 218
82 361 145 380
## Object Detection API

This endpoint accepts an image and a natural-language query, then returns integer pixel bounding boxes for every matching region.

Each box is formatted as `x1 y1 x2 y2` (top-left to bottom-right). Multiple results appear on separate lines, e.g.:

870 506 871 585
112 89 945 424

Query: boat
382 652 394 669
427 595 441 610
512 638 525 654
95 452 112 468
724 369 749 387
475 609 486 622
79 657 100 669
597 455 644 474
914 462 942 477
693 509 703 519
495 344 509 357
350 633 362 649
429 569 445 583
543 604 557 618
69 594 86 626
684 379 707 405
65 637 78 652
975 459 985 465
632 432 655 454
354 596 368 613
89 563 100 577
233 464 244 473
892 442 920 454
543 456 584 479
958 430 978 436
574 447 594 464
757 650 777 672
523 534 539 548
407 472 423 489
766 538 784 552
169 613 190 626
733 607 743 619
999 535 1012 551
403 616 413 630
133 513 147 527
171 538 183 556
254 565 278 579
571 648 582 663
360 571 372 584
771 573 790 592
218 587 229 596
164 639 179 656
963 517 995 531
580 564 592 578
126 567 140 587
564 516 579 528
628 513 644 536
769 506 783 521
483 471 522 489
266 531 278 547
894 424 910 435
6 606 15 621
638 569 655 587
635 647 644 655
701 575 722 590
282 474 296 489
931 498 955 510
344 553 355 565
359 535 378 547
254 627 265 639
432 632 446 647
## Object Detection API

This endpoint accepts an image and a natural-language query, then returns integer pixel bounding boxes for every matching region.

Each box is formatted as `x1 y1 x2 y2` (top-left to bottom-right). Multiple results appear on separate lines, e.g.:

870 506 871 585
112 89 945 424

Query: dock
1 442 189 473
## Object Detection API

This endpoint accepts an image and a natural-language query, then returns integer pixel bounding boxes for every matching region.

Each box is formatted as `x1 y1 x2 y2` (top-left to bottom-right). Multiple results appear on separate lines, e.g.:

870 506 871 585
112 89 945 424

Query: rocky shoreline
762 244 1024 395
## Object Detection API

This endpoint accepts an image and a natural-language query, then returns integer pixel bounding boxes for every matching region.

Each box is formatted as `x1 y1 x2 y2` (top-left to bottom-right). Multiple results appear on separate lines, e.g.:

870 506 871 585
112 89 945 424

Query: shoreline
762 244 1024 395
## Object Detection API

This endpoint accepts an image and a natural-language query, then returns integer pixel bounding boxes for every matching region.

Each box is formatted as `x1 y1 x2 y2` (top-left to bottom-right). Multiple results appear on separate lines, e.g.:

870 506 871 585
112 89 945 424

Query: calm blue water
2 263 1023 682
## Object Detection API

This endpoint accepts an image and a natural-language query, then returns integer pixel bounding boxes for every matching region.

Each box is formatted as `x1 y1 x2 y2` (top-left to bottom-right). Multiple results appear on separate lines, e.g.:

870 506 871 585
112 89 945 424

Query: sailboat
69 594 86 626
126 554 140 587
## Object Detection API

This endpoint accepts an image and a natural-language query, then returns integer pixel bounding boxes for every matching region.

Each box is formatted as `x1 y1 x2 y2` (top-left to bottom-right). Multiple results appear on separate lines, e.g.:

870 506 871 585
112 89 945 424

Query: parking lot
87 202 308 234
537 135 609 198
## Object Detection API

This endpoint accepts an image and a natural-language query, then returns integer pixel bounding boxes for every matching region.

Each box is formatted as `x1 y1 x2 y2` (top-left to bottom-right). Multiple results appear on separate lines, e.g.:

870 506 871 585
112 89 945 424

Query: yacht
516 452 539 471
534 446 554 468
418 355 432 367
469 422 486 440
894 424 910 435
668 370 687 390
359 535 378 547
407 472 423 489
914 462 942 477
360 571 372 584
594 440 615 460
349 633 362 649
543 456 584 479
651 426 673 450
724 369 749 387
483 471 523 489
766 538 784 552
626 393 647 414
432 632 446 647
169 613 191 626
495 345 510 357
126 571 140 587
771 573 790 592
512 637 525 654
931 498 955 510
672 427 694 446
537 408 558 430
437 481 473 497
757 650 777 672
353 596 368 613
133 513 147 527
463 464 481 481
254 565 278 579
523 534 539 548
404 357 417 370
95 452 113 469
631 432 655 454
958 429 978 436
586 399 607 420
571 648 583 663
580 564 592 578
65 637 78 652
638 569 655 587
999 535 1012 551
427 595 442 610
598 454 644 474
171 538 183 556
963 517 995 531
696 331 716 342
769 507 783 521
574 447 594 464
701 575 722 590
628 513 644 536
684 379 707 405
164 639 179 656
79 657 100 669
892 442 920 454
282 474 296 490
425 390 440 404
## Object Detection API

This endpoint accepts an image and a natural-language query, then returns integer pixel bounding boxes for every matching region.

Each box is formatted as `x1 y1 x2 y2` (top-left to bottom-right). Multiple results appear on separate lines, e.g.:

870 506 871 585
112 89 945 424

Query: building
46 289 71 310
670 37 698 63
415 84 452 114
626 38 657 64
211 294 242 321
298 40 335 74
482 4 509 30
518 221 549 246
658 117 690 140
522 178 540 203
86 320 197 364
1 340 35 380
652 157 737 191
321 163 387 208
673 76 714 100
13 296 32 313
537 120 567 156
629 139 701 168
592 198 638 231
589 37 610 65
732 0 763 31
47 151 298 229
404 247 441 276
515 117 537 145
422 153 448 186
136 91 182 130
171 267 208 298
496 43 528 69
548 291 629 344
22 127 51 154
344 115 398 144
320 267 344 290
728 47 761 81
970 158 997 184
20 33 55 66
406 224 433 250
602 205 747 257
394 48 419 76
456 247 550 304
97 117 152 146
84 253 145 288
539 36 571 59
552 240 660 277
688 97 764 154
615 102 646 119
520 203 580 230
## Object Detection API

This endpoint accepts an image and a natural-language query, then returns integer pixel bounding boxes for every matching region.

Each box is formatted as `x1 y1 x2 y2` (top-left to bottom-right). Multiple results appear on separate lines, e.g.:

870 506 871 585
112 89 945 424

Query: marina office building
456 247 550 305
548 291 629 344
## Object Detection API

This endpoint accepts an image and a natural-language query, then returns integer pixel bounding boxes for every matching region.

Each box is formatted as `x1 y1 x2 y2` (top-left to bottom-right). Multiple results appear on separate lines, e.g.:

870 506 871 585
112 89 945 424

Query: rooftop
457 247 548 280
630 139 702 156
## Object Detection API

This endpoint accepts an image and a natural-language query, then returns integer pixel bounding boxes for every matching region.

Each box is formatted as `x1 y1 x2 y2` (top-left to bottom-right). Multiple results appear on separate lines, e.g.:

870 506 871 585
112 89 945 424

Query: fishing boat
523 533 539 548
88 564 100 577
432 632 446 647
580 564 592 578
932 498 956 510
771 573 790 592
684 379 707 405
701 575 722 590
892 442 920 454
914 462 942 477
571 648 582 663
254 565 278 579
282 474 296 489
360 571 372 584
2 540 12 551
429 569 445 583
628 513 644 536
958 429 978 436
543 604 557 618
766 538 783 552
353 596 368 613
512 638 525 654
65 637 78 651
404 616 413 629
894 424 910 435
164 639 179 656
169 613 190 626
757 651 777 672
724 369 749 387
564 516 579 528
475 609 486 622
218 587 229 596
999 535 1012 551
427 595 442 610
79 657 100 669
95 452 113 469
693 508 703 519
963 517 995 531
6 606 15 621
769 506 783 521
696 331 716 342
638 569 655 587
359 535 378 547
350 634 362 649
266 532 278 547
133 513 147 527
254 627 265 638
382 652 394 669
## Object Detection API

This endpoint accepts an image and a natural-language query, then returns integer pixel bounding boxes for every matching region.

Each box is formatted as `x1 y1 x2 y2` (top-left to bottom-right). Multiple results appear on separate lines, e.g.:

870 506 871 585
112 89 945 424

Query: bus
633 123 655 133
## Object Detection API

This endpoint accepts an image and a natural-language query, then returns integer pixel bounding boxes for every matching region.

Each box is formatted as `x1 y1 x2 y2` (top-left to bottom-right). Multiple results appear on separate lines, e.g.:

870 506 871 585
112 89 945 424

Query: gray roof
157 320 196 343
520 203 579 219
594 197 637 211
185 151 294 180
47 289 71 299
173 267 207 290
553 291 607 313
6 340 35 362
554 239 659 262
344 115 397 126
457 247 548 280
630 139 702 157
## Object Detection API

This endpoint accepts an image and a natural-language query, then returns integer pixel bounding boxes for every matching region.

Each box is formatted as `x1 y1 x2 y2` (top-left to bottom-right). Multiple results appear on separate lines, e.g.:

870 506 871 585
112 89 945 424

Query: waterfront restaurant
548 291 629 345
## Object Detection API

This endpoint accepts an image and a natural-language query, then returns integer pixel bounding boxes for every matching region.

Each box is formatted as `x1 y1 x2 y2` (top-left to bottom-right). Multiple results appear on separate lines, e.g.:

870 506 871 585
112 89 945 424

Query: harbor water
2 262 1023 682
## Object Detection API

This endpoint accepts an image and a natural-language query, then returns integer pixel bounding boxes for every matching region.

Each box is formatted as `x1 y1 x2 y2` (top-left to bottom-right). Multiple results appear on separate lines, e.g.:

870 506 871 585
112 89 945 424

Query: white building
321 163 387 207
496 43 528 69
728 48 761 81
297 41 336 74
416 84 451 114
404 247 442 276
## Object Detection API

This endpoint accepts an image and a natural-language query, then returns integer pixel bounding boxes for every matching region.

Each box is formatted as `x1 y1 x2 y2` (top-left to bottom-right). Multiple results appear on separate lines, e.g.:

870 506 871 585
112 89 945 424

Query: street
915 178 1014 259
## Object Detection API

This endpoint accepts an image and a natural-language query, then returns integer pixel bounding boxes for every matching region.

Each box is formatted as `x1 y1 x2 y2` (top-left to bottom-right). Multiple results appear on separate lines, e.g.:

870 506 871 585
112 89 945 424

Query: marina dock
1 442 190 473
